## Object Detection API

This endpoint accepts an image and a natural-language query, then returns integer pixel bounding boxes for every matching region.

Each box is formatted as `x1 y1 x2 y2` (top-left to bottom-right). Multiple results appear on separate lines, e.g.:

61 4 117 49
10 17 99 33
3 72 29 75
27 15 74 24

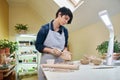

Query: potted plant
0 39 18 55
96 39 120 60
14 24 28 34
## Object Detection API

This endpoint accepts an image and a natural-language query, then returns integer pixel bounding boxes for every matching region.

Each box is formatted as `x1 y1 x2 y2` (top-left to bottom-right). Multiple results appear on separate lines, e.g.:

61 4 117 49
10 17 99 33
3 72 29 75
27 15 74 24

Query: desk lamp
98 10 114 65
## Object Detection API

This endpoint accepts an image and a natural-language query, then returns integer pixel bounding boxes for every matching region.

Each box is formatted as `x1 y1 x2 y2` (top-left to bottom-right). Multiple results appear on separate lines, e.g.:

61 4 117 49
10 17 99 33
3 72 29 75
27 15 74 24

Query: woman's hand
51 48 62 57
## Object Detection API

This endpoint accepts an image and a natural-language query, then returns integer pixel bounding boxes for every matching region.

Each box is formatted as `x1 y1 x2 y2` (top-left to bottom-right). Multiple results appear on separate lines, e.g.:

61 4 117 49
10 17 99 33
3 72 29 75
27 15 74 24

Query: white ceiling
7 0 120 32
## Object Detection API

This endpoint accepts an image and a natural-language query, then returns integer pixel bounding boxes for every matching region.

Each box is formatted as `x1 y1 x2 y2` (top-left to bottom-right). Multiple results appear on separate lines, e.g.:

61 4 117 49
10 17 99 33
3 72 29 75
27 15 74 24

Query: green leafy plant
1 39 11 48
0 39 18 54
14 24 28 32
96 39 120 55
0 39 5 49
9 41 18 54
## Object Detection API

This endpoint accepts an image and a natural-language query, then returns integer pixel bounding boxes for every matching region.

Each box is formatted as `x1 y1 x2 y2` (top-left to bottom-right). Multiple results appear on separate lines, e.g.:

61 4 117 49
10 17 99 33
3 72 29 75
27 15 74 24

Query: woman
35 7 73 80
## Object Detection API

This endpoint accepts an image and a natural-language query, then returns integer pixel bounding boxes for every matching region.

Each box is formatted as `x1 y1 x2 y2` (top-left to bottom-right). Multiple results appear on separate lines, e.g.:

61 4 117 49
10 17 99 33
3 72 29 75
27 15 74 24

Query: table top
42 61 120 80
0 65 15 72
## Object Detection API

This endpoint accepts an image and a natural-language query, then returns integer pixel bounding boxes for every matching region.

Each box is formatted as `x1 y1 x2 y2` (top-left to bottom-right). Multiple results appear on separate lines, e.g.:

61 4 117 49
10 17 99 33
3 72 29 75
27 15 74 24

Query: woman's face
58 14 70 26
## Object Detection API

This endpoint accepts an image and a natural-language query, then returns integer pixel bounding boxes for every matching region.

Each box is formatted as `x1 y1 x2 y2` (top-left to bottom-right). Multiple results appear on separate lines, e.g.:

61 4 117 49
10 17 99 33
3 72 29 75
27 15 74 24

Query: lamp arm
106 29 114 65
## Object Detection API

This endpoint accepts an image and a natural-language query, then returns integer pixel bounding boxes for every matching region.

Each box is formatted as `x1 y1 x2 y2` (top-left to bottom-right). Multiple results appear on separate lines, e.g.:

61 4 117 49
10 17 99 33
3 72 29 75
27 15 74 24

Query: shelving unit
16 34 41 80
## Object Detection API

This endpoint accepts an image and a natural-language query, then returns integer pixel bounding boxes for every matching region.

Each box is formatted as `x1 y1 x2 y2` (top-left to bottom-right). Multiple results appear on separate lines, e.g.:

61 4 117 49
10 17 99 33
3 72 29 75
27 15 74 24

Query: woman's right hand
51 48 62 57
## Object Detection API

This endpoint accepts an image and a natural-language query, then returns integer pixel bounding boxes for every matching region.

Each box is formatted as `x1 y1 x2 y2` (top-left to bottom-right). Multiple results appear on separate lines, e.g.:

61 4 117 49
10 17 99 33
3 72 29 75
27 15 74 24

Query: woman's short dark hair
56 7 73 24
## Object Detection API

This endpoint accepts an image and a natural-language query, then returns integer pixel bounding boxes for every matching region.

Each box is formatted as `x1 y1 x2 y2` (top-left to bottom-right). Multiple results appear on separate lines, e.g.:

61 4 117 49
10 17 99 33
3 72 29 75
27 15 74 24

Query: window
69 0 81 7
53 0 84 12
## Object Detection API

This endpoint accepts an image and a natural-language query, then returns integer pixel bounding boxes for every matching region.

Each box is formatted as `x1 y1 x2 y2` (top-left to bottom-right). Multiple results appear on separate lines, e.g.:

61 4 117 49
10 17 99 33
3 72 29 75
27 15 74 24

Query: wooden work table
0 65 16 80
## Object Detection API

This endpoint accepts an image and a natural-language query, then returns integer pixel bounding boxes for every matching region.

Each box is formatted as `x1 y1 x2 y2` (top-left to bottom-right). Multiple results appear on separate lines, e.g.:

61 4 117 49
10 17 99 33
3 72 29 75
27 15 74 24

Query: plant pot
5 47 10 57
100 53 120 60
0 53 6 64
18 30 27 34
113 53 120 60
0 48 5 54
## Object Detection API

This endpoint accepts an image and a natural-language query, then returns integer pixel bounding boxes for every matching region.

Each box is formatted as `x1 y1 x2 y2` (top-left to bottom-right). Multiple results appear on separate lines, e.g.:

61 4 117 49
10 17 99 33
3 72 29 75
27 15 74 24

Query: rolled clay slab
42 64 79 70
